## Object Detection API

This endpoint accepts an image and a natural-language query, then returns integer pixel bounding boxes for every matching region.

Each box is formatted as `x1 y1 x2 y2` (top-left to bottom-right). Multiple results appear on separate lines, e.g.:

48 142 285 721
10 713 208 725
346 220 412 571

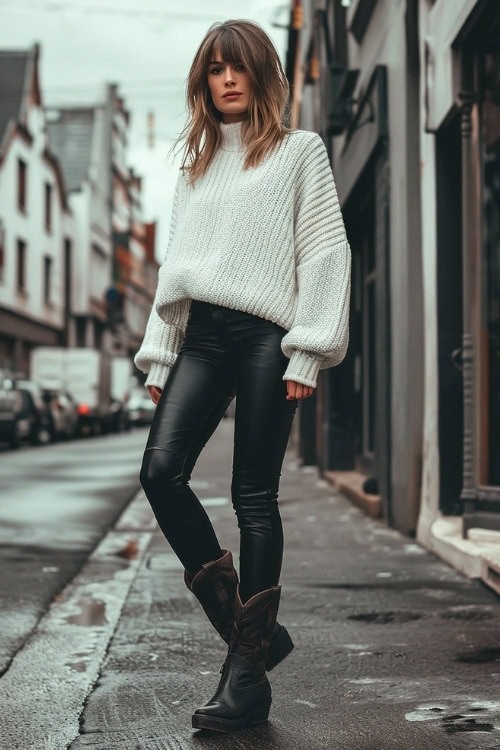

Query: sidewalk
4 417 500 749
324 470 500 597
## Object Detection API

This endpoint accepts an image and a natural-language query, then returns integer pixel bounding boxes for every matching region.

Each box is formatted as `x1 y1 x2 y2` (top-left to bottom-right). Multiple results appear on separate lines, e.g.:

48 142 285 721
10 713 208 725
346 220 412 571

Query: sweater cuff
145 362 172 390
282 349 322 389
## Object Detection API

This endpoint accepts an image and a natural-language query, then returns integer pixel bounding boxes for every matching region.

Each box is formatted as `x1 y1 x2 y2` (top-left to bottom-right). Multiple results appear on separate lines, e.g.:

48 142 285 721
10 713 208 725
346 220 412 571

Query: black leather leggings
139 299 298 602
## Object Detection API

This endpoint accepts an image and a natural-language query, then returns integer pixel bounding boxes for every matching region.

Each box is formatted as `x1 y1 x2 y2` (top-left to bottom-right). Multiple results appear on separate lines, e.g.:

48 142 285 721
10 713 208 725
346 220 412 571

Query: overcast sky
0 0 289 261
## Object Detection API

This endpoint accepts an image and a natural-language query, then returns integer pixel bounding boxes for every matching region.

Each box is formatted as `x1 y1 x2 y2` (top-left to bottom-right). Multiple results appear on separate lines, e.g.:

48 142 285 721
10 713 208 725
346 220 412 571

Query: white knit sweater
134 119 351 390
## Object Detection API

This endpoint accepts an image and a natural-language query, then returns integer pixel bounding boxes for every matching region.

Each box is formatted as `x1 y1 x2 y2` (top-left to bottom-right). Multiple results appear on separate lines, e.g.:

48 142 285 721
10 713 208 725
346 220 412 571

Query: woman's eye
210 65 245 74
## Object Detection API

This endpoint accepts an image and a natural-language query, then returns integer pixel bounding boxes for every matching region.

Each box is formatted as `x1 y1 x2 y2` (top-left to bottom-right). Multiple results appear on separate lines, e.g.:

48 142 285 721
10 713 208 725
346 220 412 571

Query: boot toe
192 694 272 731
192 654 271 731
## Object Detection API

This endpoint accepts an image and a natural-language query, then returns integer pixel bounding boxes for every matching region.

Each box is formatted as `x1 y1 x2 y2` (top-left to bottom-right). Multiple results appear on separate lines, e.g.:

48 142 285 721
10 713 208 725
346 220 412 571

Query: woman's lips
223 93 242 99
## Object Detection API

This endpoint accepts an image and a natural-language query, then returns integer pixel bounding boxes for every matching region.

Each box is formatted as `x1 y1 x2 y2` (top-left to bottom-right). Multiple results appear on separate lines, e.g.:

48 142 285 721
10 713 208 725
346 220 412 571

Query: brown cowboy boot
184 549 293 671
191 582 281 732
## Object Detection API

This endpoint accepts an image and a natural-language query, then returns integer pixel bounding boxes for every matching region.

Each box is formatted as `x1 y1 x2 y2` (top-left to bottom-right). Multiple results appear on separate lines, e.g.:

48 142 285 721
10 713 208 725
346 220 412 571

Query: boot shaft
229 584 281 669
186 549 238 644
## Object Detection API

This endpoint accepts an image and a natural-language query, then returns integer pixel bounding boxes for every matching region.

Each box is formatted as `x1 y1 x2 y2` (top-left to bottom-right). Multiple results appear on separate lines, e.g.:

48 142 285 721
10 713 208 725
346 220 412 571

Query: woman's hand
286 380 314 400
147 385 163 405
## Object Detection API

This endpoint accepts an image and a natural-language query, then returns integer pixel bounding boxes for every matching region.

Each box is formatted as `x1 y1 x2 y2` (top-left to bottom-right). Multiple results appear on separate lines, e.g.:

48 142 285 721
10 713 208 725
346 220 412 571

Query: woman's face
207 49 251 122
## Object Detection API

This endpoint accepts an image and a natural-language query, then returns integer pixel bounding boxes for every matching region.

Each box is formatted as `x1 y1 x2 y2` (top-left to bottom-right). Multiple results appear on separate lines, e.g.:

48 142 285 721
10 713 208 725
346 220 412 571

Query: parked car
0 381 20 449
11 379 54 445
30 347 133 437
41 387 79 440
126 387 156 426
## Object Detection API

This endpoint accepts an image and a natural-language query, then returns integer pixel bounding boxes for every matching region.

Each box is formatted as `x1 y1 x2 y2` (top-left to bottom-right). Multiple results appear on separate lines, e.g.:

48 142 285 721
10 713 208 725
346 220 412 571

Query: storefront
418 0 500 569
455 4 500 533
328 64 393 518
287 0 424 534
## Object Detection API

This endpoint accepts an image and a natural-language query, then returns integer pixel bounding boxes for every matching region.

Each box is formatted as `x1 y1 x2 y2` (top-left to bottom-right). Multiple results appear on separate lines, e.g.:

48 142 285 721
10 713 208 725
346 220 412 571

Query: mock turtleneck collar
219 119 245 152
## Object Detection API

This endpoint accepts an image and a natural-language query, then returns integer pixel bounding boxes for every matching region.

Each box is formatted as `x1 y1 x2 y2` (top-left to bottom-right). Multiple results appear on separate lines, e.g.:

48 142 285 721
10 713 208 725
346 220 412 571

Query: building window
43 255 52 303
17 239 26 291
76 316 86 347
17 159 27 213
44 182 52 232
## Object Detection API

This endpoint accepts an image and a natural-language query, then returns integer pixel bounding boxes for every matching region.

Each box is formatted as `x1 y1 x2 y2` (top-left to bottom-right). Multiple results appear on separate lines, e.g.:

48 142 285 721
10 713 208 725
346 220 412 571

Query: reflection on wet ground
64 596 108 627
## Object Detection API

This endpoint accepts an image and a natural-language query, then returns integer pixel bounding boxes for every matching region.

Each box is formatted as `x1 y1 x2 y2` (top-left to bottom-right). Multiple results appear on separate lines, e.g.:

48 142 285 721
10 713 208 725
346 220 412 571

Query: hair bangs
169 19 293 187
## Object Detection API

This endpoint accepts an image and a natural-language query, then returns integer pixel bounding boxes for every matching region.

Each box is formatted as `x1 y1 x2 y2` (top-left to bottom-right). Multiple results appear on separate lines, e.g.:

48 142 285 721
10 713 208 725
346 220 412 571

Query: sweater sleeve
134 170 187 390
281 133 351 389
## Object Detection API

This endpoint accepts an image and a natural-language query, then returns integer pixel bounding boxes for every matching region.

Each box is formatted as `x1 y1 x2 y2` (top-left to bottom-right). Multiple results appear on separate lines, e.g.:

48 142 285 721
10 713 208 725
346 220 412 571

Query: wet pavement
2 416 500 748
0 429 147 676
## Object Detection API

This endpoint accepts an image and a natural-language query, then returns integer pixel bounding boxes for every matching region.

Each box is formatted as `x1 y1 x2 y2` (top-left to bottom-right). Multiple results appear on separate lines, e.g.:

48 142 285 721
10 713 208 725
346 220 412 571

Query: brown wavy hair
169 19 293 187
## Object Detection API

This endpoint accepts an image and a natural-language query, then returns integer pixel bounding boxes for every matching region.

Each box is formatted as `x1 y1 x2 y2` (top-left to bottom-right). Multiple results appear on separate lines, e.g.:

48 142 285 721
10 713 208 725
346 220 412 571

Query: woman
134 18 351 733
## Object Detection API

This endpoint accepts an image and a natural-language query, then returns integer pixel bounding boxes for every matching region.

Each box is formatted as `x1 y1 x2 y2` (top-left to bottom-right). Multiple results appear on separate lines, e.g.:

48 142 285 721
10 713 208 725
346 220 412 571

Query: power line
0 93 184 101
0 85 185 95
45 78 186 91
0 1 228 20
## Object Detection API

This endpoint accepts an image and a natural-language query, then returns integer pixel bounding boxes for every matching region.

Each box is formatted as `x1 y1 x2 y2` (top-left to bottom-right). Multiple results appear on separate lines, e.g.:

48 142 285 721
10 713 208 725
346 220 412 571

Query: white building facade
0 44 70 376
417 0 500 590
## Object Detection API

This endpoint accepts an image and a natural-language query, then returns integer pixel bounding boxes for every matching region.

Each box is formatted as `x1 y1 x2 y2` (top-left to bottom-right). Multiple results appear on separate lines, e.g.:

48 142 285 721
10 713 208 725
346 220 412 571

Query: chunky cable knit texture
134 120 351 390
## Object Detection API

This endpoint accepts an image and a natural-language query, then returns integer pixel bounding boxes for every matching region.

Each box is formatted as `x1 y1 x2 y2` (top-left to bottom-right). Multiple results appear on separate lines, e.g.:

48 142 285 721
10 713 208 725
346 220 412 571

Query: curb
323 469 382 518
0 488 154 750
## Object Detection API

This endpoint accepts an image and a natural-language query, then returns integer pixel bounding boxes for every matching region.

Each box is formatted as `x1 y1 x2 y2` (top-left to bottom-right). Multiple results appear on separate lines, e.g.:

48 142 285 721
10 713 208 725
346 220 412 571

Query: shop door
345 173 377 476
456 3 500 534
479 47 500 490
436 115 464 515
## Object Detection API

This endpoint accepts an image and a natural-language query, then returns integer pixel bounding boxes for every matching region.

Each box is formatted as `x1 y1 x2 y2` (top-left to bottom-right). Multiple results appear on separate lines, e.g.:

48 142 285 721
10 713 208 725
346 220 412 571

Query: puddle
64 596 108 627
347 611 423 624
441 609 493 621
64 647 95 673
406 703 499 734
456 647 500 664
442 715 494 734
307 581 459 593
65 660 88 672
